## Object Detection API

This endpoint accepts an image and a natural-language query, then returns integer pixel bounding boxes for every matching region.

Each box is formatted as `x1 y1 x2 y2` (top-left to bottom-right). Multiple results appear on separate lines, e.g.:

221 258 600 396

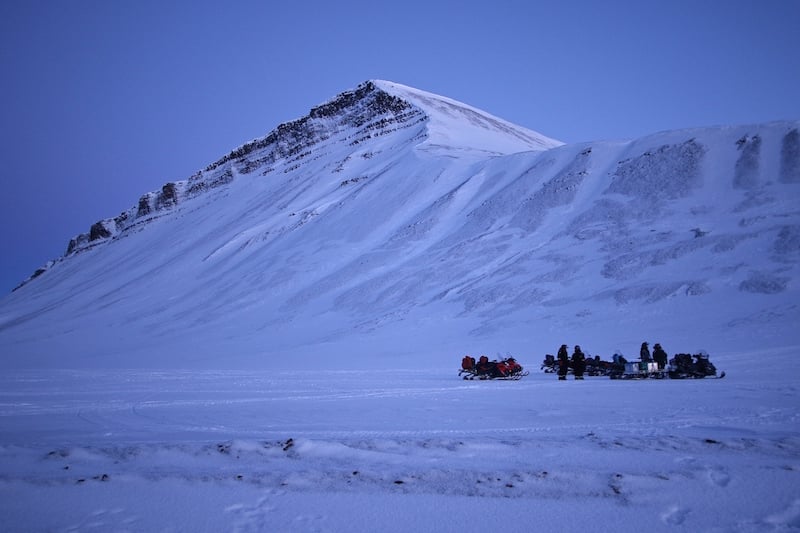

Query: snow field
0 350 798 532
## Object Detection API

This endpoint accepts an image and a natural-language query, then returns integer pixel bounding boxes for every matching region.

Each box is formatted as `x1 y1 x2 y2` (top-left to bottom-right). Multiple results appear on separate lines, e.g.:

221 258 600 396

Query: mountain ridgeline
59 81 424 260
2 80 798 367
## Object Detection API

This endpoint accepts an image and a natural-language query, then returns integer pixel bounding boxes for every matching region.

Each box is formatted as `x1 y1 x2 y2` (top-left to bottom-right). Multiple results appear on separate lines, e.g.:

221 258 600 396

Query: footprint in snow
227 496 277 533
661 505 689 526
706 467 731 487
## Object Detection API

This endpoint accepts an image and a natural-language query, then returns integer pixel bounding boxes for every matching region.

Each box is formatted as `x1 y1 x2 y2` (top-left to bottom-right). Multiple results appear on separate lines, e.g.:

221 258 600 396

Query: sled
459 355 529 380
609 361 667 380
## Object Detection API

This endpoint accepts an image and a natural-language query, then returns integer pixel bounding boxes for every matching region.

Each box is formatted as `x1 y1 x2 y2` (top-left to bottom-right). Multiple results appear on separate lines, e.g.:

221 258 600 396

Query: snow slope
371 79 563 155
0 88 797 368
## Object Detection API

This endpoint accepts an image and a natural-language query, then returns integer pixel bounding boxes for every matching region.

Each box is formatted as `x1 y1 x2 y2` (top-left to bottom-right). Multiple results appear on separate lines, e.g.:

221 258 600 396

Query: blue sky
1 0 798 293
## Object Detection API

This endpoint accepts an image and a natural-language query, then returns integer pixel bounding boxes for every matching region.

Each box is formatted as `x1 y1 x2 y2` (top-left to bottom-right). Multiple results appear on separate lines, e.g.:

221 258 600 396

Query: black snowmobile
541 354 558 373
667 352 725 379
584 355 615 376
460 355 529 380
609 351 725 379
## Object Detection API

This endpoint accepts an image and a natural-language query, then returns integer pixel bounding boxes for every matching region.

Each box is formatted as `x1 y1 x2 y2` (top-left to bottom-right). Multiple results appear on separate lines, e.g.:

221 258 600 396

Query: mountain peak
371 80 563 155
233 79 561 159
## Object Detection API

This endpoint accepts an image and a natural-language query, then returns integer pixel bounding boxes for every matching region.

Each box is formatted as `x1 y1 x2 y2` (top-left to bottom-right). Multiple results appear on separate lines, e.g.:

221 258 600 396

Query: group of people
556 344 586 380
557 341 670 380
638 342 669 370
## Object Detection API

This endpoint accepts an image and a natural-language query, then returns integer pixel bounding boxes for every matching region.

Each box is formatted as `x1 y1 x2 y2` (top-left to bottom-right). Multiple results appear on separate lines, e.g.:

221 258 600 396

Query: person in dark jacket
557 344 569 381
640 342 651 362
572 345 586 380
652 343 668 370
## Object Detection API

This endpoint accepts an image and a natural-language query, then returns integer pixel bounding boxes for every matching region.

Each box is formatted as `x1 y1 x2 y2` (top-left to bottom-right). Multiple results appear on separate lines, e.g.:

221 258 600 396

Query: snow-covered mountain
0 80 798 368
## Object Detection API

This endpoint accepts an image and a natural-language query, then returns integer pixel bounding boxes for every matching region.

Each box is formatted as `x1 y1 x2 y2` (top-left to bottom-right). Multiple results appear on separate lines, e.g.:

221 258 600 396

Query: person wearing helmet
557 344 569 380
653 343 668 370
640 342 651 362
572 345 586 380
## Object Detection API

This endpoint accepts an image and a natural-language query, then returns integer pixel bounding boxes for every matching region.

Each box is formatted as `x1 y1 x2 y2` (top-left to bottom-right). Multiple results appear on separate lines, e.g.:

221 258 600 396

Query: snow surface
372 80 563 155
1 350 798 532
0 81 798 531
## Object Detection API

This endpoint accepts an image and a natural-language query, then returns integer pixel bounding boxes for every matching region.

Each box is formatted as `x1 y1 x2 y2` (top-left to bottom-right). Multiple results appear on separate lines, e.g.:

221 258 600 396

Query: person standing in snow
572 345 586 380
653 343 668 370
557 344 569 381
640 342 651 362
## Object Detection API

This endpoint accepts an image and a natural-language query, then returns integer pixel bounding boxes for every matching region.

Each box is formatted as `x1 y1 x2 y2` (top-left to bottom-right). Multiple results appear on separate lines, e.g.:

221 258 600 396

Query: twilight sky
1 0 798 294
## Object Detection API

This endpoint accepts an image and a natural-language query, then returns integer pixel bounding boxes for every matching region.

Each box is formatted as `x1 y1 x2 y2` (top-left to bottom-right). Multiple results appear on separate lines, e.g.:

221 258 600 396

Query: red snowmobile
459 355 529 380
